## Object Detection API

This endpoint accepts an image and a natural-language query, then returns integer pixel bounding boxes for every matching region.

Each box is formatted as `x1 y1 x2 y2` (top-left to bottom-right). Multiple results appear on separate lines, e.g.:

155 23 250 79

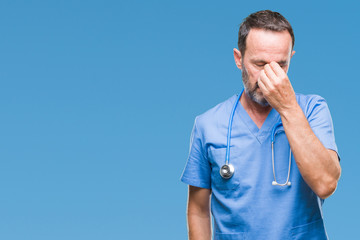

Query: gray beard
242 66 269 107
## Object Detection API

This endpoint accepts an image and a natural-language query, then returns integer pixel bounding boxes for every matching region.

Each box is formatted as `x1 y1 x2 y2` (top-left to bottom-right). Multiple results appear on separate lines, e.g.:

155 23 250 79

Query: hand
257 61 297 114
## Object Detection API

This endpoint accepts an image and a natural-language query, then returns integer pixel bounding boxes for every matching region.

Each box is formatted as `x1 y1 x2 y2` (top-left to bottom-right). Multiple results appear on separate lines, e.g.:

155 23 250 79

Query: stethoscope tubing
223 89 292 186
225 89 243 165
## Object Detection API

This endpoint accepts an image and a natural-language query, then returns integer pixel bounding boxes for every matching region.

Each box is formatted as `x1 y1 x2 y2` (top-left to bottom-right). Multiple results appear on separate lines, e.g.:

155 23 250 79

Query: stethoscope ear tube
272 181 291 186
271 130 292 187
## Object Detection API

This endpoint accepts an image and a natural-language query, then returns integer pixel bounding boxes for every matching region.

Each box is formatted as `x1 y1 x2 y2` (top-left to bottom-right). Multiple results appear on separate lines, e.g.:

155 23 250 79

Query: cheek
248 68 261 81
283 66 289 74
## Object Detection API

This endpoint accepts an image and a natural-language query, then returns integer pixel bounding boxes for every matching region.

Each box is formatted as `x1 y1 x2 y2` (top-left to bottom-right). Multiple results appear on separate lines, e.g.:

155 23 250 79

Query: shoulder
194 94 237 131
295 93 330 118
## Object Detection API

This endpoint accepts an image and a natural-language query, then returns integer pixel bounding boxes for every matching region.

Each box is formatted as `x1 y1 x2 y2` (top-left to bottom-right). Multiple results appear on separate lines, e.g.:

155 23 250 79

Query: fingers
256 62 295 112
269 61 286 78
262 62 288 89
258 61 291 97
259 64 278 93
264 64 278 81
257 76 268 95
258 69 271 89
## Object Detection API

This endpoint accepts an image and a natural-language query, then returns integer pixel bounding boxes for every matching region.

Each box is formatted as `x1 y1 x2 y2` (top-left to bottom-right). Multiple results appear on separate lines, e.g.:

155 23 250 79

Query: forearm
280 104 341 198
187 213 212 240
187 186 212 240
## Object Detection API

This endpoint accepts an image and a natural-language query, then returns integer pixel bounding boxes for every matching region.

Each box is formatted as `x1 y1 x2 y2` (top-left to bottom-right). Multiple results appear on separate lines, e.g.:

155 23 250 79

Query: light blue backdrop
0 0 358 239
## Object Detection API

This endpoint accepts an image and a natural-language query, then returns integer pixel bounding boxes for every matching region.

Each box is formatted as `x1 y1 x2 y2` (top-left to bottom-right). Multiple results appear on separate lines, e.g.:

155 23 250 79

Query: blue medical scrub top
180 92 339 240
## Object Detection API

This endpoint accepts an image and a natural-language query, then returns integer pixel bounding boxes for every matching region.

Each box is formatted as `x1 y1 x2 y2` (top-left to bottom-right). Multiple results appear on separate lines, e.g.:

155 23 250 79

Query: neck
240 92 272 128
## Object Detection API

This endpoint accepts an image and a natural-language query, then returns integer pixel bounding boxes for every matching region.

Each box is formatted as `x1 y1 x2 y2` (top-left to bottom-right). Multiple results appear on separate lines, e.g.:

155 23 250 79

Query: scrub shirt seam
181 176 211 189
236 112 262 144
188 156 210 169
233 94 262 144
236 103 281 144
304 95 340 160
304 95 323 118
193 118 211 166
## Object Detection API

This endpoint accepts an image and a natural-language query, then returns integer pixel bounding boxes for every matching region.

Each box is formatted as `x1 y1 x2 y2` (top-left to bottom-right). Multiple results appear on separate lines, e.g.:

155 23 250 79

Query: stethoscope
220 90 292 186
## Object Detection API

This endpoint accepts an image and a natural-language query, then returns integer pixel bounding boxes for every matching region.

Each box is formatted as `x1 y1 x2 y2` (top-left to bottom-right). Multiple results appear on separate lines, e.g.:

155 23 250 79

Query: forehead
244 28 293 62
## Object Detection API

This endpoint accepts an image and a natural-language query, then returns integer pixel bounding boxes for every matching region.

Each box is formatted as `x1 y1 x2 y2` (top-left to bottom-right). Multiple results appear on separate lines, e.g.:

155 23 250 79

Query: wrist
279 102 302 123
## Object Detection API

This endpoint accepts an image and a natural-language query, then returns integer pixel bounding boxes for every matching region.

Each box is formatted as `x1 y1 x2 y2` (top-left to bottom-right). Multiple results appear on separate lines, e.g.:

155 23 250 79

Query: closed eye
254 62 266 67
278 61 288 68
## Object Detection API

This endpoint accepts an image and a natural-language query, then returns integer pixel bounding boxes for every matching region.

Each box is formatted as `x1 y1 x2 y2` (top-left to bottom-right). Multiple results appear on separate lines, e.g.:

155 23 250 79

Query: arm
258 62 341 199
187 185 212 240
279 104 341 199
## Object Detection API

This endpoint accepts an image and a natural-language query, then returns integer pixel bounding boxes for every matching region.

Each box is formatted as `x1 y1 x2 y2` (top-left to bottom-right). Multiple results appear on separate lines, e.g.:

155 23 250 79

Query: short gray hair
238 10 295 56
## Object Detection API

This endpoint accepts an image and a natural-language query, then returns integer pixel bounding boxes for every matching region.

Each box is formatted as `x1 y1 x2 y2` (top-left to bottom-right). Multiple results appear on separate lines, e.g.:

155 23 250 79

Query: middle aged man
180 10 341 240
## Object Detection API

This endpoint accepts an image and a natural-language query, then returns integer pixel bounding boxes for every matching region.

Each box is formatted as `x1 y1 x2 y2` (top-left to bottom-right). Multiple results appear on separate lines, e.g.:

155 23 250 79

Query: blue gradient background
0 0 358 239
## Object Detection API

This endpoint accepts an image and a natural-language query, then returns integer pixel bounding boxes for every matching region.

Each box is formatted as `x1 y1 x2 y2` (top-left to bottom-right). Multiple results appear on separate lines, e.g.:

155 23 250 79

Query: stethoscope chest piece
220 164 235 179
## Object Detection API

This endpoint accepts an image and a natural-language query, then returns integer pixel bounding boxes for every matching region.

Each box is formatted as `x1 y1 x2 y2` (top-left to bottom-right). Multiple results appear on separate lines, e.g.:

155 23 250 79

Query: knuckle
268 85 275 92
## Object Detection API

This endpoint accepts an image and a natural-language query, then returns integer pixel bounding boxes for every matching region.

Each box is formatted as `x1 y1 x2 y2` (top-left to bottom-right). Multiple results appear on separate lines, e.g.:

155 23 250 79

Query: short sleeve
180 117 211 189
306 96 340 160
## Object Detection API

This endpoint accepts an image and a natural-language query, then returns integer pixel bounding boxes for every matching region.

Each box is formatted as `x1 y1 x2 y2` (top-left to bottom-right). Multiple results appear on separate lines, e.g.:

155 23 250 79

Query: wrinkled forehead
245 28 293 62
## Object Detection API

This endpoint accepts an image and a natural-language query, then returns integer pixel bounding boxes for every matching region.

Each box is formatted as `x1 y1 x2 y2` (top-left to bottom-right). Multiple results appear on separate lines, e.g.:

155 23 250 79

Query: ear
291 50 295 58
285 50 296 74
233 48 243 70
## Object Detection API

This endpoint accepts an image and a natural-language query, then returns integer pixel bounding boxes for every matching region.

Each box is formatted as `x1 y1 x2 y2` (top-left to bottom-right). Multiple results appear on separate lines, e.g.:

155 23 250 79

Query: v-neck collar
234 94 280 144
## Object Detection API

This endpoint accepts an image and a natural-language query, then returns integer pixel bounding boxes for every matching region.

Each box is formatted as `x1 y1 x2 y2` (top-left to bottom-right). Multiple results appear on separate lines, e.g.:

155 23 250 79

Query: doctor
180 10 341 240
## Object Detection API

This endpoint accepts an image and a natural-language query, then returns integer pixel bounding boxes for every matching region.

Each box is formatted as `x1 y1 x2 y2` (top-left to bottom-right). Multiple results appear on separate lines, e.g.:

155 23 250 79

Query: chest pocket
209 148 241 191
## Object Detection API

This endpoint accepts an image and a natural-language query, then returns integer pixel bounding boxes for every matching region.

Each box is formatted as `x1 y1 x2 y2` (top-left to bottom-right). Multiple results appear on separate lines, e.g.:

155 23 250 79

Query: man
180 10 341 240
